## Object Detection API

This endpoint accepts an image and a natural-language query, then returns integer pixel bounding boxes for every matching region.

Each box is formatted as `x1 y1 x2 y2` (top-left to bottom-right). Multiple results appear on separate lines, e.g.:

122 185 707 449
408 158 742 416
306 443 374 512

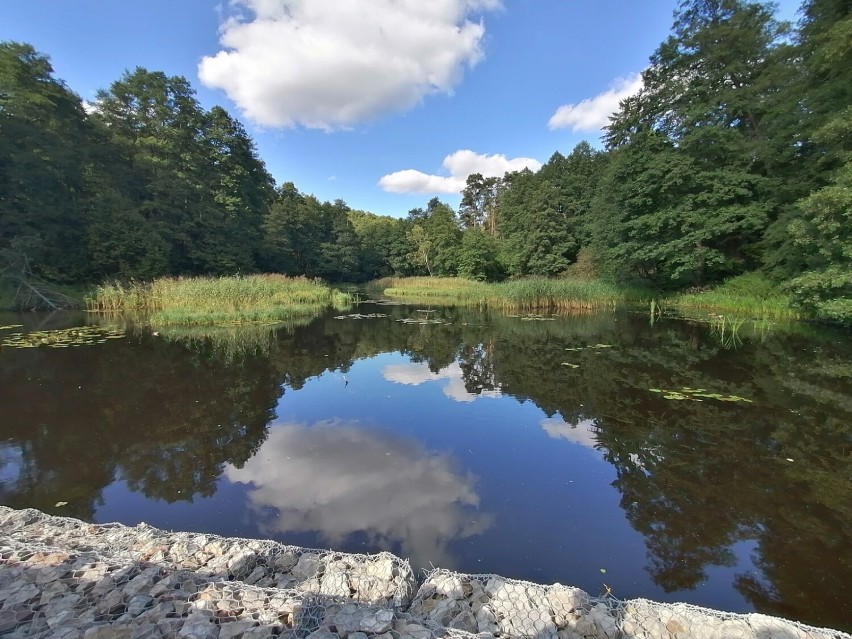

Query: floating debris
1 326 126 349
507 314 556 321
395 317 449 325
334 313 389 320
565 344 614 352
0 324 24 330
648 387 753 403
561 362 580 369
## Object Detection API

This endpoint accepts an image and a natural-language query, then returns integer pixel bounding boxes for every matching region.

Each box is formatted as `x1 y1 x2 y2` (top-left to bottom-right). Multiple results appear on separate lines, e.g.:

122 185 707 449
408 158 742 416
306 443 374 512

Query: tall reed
368 276 647 311
87 274 353 325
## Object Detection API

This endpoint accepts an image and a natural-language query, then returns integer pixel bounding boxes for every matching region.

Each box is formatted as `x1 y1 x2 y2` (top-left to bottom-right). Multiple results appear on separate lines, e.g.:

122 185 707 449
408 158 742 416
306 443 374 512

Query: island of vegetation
1 0 849 326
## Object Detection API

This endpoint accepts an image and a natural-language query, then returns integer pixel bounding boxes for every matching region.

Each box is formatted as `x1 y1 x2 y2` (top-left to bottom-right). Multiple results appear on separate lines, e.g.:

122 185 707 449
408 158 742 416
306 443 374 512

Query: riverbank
368 275 801 320
1 507 847 639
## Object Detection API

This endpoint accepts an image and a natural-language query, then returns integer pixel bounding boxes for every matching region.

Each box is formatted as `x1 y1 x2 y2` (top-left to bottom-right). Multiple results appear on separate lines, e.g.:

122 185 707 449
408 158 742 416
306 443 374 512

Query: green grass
86 274 353 325
666 273 800 319
368 276 649 311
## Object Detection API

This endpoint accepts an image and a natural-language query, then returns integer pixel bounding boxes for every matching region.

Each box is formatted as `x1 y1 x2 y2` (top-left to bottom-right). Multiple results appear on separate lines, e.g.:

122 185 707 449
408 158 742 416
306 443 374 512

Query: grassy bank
367 276 648 310
368 274 803 319
87 274 353 325
665 274 800 319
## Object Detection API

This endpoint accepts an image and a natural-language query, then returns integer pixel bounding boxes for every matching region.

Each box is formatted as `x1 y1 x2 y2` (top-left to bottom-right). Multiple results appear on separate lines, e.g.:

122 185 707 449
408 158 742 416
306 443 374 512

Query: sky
1 0 802 218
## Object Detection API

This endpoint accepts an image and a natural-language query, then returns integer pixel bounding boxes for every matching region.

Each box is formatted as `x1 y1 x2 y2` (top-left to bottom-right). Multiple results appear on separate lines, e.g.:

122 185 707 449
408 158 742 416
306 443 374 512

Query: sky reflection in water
0 305 850 630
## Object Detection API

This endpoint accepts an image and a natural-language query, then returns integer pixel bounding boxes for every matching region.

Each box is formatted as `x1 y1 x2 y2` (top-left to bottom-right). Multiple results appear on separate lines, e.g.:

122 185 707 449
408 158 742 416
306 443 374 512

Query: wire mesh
0 507 848 639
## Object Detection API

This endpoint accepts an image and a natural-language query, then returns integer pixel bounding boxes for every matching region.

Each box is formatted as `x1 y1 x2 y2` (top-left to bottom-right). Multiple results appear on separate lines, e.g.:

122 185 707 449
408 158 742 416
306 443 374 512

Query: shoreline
1 507 848 639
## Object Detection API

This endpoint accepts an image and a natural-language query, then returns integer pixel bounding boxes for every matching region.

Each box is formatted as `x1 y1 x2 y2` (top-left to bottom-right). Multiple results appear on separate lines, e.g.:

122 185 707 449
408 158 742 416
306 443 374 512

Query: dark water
1 304 850 630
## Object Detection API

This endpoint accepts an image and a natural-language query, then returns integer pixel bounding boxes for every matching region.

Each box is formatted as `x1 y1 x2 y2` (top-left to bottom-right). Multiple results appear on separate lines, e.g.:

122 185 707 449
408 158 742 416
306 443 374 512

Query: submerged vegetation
86 275 352 326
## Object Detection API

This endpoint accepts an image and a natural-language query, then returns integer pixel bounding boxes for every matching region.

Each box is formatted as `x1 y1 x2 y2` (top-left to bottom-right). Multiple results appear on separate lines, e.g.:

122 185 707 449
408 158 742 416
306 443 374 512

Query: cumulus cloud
548 73 643 133
378 150 542 195
225 420 492 567
198 0 501 129
540 417 601 450
383 361 502 403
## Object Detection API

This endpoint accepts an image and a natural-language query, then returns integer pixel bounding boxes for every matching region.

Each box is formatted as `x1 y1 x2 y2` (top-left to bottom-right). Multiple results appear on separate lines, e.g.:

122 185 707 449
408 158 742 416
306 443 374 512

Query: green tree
458 228 501 281
0 42 90 281
499 170 576 276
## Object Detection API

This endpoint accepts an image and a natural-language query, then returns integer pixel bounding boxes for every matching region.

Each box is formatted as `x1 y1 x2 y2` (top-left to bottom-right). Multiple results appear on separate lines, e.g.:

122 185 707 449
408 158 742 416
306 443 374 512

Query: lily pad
1 326 126 349
650 387 753 403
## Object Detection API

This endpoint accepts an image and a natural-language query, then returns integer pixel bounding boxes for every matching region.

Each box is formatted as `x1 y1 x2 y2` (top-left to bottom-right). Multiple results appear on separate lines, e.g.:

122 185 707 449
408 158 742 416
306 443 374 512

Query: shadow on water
0 304 850 630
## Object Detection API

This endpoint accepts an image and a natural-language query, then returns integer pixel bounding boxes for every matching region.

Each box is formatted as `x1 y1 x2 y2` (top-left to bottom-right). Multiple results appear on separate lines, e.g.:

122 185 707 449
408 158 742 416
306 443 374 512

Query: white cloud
198 0 501 130
225 420 492 567
383 361 502 403
378 150 542 195
540 417 601 450
548 73 643 133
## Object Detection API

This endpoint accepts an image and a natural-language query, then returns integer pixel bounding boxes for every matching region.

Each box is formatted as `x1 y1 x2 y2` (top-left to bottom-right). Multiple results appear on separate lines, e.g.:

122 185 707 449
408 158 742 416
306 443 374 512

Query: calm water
1 304 850 630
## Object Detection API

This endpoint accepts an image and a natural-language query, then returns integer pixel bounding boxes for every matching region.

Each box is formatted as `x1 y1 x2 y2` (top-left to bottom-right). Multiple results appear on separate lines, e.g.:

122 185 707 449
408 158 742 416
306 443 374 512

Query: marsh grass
668 273 799 319
87 274 353 325
369 276 647 311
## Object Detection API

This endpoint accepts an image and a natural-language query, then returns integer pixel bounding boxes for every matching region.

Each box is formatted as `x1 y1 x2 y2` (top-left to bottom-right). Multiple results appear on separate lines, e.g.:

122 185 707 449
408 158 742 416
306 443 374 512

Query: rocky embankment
0 507 848 639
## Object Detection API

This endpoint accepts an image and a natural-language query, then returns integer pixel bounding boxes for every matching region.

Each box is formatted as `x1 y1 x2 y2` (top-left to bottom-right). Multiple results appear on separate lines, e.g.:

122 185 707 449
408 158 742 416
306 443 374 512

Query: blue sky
2 0 802 217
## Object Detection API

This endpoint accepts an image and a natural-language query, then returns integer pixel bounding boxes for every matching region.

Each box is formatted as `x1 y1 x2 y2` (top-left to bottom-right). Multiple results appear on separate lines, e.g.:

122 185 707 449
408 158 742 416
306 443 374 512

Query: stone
292 553 323 581
53 628 84 639
320 570 351 599
131 625 164 639
83 627 135 639
475 605 498 634
95 589 125 616
348 633 368 639
546 585 587 627
244 567 266 586
396 624 431 639
430 573 465 600
179 619 220 639
242 626 280 639
305 630 339 639
127 595 154 616
359 609 394 634
274 552 298 571
157 619 187 637
449 610 478 633
218 621 259 639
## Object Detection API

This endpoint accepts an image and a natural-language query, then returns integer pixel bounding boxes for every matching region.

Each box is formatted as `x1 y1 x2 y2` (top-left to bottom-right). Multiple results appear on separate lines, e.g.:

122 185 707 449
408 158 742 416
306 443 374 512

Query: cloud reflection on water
382 361 502 403
541 417 601 450
225 420 492 568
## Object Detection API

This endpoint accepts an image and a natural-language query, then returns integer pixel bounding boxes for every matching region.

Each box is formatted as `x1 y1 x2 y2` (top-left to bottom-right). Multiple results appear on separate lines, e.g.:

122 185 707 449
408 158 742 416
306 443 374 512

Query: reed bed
86 274 353 325
669 290 799 319
369 276 644 310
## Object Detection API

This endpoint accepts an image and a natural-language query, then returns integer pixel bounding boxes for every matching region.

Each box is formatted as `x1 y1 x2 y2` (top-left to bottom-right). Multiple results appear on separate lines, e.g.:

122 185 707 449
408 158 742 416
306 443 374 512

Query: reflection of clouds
383 362 501 403
225 421 492 568
541 417 601 450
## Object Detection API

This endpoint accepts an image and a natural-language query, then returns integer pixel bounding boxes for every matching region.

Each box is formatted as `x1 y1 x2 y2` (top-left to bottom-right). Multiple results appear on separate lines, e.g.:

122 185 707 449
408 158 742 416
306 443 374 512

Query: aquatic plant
369 276 647 311
1 326 125 349
648 387 753 403
87 275 353 326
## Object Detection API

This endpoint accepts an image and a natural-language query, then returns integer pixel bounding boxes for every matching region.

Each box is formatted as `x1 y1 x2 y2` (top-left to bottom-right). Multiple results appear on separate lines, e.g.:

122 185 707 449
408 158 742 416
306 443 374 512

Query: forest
0 0 849 322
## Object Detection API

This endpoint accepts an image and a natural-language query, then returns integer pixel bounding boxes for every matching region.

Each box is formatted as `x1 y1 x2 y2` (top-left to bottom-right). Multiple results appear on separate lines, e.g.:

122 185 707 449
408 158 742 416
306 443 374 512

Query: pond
0 303 850 631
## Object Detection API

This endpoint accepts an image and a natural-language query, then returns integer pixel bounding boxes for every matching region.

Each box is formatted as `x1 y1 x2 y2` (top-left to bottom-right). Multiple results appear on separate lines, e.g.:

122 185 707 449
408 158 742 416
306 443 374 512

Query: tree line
0 0 849 320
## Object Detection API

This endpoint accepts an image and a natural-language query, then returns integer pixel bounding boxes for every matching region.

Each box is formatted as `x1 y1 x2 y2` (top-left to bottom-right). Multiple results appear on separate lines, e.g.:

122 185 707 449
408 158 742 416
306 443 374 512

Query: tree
460 173 502 236
406 199 462 276
0 42 90 282
498 170 576 276
458 229 501 281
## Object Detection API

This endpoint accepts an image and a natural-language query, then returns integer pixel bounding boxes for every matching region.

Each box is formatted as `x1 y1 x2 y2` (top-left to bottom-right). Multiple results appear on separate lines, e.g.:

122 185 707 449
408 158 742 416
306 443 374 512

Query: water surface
1 305 850 630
